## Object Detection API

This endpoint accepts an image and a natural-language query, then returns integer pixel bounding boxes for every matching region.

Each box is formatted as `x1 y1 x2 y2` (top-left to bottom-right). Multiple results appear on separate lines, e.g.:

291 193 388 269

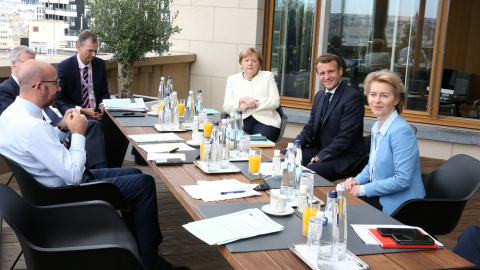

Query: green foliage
84 0 181 66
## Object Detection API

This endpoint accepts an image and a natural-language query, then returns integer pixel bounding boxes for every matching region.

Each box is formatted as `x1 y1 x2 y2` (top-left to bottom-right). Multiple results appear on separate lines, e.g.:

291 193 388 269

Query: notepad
128 133 183 143
183 208 284 245
103 98 148 111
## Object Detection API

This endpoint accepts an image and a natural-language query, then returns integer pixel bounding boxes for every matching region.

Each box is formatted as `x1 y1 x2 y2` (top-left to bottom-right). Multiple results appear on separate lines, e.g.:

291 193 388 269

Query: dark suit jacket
0 76 19 115
56 54 110 115
295 81 365 174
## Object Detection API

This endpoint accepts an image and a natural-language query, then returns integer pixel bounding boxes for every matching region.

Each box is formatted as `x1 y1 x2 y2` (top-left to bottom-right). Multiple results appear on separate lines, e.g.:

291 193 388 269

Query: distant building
28 19 66 54
0 22 15 49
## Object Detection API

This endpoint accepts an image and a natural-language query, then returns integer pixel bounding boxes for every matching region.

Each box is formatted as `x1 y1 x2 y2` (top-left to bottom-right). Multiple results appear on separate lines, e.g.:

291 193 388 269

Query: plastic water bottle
280 143 296 202
185 90 195 124
157 77 165 106
272 149 281 172
195 90 203 116
220 119 230 169
317 190 339 269
171 92 179 129
162 93 172 130
165 76 173 96
294 140 303 194
336 183 348 261
235 111 243 141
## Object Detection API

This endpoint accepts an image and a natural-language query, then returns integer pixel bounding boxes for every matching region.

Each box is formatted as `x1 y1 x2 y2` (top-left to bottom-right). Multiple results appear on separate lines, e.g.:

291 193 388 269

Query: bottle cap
237 110 242 114
316 211 325 219
328 190 338 198
161 77 165 80
193 116 198 121
165 92 170 96
189 90 193 94
287 142 294 148
230 112 236 117
168 76 171 79
274 149 280 156
299 185 308 193
213 121 219 126
336 183 345 192
172 92 177 97
294 139 301 146
197 89 202 93
222 119 228 124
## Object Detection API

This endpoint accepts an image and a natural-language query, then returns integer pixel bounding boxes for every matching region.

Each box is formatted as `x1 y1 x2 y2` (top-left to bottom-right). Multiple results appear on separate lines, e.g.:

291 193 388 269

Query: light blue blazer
356 115 425 215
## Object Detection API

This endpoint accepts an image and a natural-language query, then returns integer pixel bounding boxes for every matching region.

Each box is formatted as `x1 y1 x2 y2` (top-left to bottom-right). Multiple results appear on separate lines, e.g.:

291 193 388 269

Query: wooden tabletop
108 113 475 270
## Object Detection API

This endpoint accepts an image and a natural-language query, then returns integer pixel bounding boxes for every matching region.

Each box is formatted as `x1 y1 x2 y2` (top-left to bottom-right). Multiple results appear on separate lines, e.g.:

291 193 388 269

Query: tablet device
154 158 183 166
376 227 422 237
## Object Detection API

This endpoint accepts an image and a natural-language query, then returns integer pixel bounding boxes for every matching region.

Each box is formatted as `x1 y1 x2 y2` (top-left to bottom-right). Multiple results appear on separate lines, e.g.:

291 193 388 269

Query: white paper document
146 153 186 161
351 224 443 247
128 133 183 143
104 98 148 111
183 208 284 245
139 143 194 153
182 179 260 202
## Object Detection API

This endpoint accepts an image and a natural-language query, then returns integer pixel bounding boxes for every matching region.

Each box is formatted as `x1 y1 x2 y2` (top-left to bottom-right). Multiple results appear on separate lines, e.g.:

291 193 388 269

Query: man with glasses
0 59 188 270
0 45 108 169
55 30 110 120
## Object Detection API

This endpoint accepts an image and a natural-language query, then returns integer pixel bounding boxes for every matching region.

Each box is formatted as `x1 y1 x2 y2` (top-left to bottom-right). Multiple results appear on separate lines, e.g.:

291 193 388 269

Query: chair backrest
423 154 480 200
453 72 472 97
275 106 288 143
1 154 129 210
409 124 417 135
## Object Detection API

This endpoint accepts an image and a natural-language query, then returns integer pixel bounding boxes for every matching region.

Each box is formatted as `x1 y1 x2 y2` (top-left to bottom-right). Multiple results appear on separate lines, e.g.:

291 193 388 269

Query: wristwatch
57 125 69 133
310 157 316 164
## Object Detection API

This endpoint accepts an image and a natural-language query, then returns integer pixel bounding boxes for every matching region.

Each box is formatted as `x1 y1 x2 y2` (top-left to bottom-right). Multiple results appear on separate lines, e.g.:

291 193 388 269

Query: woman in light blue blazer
343 69 425 215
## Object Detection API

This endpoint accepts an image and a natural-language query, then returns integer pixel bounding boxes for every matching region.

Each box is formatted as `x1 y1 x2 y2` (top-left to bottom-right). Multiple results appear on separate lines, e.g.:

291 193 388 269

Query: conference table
104 111 475 270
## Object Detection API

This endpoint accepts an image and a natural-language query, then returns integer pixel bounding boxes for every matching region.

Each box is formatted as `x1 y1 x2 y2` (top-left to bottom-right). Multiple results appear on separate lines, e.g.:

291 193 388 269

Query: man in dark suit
0 45 107 169
295 53 365 181
56 30 110 119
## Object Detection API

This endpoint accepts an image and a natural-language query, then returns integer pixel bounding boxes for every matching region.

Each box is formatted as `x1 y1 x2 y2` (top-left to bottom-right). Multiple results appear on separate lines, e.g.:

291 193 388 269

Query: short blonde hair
238 47 263 67
364 69 405 114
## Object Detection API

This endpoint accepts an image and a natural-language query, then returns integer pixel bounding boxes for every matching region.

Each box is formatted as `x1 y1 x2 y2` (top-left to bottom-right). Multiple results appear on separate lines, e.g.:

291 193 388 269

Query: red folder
368 229 439 249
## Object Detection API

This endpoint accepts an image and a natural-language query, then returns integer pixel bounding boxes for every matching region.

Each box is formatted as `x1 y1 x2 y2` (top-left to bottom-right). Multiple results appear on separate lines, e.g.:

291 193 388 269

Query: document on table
183 208 284 245
351 224 443 247
128 133 183 143
182 179 261 202
103 98 148 111
146 153 186 161
139 143 194 153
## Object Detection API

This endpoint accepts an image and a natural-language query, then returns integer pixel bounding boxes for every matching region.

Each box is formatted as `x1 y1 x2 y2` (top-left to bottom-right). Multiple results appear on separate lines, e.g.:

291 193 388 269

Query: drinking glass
203 118 214 137
302 200 320 236
248 148 262 175
300 173 315 199
178 99 185 116
239 135 250 157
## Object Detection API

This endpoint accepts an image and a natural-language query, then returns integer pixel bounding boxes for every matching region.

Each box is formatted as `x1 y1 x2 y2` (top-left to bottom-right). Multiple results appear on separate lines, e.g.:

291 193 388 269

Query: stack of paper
182 179 260 202
183 208 284 245
103 98 148 111
139 143 194 154
351 224 443 247
128 133 183 143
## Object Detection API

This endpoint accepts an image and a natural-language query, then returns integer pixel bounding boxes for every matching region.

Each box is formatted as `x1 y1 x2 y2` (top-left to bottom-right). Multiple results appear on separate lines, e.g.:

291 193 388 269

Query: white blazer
223 71 281 128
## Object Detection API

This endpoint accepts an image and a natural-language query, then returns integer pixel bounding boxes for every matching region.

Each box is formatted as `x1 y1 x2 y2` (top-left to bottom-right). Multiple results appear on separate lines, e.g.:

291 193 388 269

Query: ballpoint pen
220 190 246 195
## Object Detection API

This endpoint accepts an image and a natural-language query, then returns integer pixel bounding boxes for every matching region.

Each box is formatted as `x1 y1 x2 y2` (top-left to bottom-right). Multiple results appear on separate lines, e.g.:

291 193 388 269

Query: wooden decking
0 138 479 269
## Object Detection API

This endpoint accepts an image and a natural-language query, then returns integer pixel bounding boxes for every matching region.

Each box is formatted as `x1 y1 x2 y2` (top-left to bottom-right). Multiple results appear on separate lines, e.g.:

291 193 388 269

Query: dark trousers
453 226 480 267
243 115 280 142
84 120 107 168
302 146 342 181
85 167 162 267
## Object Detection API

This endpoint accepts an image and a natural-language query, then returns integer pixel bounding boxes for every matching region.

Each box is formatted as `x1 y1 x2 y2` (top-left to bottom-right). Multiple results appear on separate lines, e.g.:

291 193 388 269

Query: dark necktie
81 67 90 108
43 106 62 126
320 92 332 122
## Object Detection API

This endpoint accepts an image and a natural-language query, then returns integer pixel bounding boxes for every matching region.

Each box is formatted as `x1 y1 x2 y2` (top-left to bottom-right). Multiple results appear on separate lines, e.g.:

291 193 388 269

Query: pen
122 112 135 116
221 190 246 195
265 159 284 163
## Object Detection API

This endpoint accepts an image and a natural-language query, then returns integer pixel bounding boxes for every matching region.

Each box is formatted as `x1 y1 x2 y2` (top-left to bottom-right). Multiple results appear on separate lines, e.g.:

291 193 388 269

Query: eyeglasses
82 47 98 54
32 79 60 88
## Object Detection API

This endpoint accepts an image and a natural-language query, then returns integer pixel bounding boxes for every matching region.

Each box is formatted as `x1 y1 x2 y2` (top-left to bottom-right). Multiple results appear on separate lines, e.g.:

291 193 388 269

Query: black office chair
391 154 480 236
0 183 145 270
274 105 288 143
1 154 129 210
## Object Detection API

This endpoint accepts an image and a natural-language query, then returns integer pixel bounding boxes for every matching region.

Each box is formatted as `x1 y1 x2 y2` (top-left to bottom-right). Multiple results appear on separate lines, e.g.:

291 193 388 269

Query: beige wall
170 0 265 112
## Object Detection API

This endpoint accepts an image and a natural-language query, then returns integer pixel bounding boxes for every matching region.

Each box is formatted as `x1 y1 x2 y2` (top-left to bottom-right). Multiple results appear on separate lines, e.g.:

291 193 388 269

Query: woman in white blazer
343 69 425 215
223 48 281 141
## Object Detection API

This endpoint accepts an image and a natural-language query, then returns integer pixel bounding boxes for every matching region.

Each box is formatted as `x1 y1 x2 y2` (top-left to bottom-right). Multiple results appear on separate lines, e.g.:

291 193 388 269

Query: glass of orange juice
200 137 210 161
178 99 185 116
248 148 262 175
203 118 214 137
302 200 320 236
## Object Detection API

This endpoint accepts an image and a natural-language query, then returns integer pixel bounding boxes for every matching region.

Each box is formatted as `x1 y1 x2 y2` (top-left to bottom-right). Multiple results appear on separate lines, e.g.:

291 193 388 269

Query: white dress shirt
0 97 86 187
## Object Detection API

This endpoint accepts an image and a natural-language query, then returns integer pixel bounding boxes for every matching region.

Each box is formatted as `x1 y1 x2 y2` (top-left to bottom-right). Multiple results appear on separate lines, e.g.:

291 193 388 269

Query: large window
266 0 318 108
265 0 480 129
